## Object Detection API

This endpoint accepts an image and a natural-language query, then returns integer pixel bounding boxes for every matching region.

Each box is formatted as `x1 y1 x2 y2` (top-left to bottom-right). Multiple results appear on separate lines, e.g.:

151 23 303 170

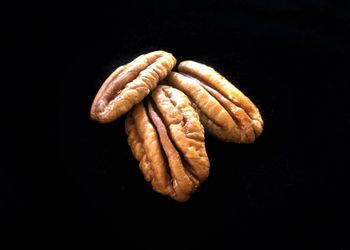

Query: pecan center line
145 100 172 180
181 73 251 132
157 89 204 180
103 55 162 104
148 99 200 189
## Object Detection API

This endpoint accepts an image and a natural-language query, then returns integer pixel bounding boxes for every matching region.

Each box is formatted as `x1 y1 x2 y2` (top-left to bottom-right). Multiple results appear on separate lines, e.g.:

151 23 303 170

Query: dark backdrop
4 1 350 248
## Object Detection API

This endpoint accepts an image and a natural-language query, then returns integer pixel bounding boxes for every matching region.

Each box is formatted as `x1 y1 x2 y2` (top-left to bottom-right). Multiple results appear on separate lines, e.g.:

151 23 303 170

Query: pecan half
167 61 264 143
90 50 176 123
125 85 210 202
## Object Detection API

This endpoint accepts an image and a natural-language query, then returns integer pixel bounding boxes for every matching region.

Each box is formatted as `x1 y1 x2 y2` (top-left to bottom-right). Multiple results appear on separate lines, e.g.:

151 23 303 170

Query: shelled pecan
167 61 264 143
90 50 176 123
125 85 210 202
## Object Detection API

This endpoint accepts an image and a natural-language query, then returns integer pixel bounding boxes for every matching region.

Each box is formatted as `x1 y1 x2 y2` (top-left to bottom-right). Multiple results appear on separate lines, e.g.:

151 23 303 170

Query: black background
4 0 350 248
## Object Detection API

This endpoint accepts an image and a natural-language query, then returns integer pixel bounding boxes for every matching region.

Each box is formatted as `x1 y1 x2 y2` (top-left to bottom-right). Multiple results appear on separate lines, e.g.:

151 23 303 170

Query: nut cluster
90 50 264 202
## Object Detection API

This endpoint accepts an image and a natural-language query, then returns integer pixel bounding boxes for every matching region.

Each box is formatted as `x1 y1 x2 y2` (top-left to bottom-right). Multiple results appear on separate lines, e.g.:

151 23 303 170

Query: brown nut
125 85 210 202
90 50 176 123
167 61 264 143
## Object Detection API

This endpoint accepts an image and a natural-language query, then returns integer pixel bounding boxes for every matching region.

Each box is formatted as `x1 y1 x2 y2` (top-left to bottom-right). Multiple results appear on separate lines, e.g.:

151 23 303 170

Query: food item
125 85 210 202
91 51 264 201
90 50 176 123
167 61 264 143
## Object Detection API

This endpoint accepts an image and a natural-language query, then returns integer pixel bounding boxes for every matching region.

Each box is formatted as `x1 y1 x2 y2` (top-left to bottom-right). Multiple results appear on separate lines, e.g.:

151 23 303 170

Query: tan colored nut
167 61 264 143
125 85 210 202
90 51 176 123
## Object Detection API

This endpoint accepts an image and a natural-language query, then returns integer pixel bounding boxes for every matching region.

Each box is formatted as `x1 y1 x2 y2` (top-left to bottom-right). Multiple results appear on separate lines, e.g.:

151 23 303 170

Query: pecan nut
125 85 210 202
167 61 264 143
90 50 176 123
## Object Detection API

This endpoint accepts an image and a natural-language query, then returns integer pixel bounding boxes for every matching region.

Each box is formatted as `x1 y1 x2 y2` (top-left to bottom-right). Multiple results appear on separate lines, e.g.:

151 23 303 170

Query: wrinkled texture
167 60 264 143
125 85 210 202
90 50 176 123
